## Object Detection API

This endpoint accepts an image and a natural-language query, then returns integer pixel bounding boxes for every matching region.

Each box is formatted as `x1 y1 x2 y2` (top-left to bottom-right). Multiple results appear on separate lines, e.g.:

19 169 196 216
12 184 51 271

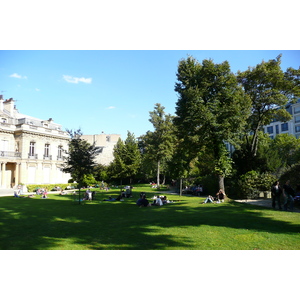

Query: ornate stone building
0 96 70 189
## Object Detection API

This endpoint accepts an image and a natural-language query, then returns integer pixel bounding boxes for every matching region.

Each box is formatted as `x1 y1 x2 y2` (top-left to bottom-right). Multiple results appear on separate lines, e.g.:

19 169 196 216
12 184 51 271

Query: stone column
1 162 6 188
15 163 20 187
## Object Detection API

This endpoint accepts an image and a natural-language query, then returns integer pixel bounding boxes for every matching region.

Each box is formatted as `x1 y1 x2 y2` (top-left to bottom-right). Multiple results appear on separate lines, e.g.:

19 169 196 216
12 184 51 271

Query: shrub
237 171 276 199
26 184 74 192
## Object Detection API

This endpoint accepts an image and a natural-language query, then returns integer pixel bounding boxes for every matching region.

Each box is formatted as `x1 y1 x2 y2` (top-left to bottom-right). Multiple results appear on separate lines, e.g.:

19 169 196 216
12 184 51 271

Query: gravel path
235 199 300 213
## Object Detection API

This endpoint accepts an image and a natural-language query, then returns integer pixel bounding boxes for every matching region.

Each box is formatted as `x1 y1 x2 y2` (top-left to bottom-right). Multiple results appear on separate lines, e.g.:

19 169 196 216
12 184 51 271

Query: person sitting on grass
216 189 225 203
136 194 151 207
152 195 163 206
42 189 48 198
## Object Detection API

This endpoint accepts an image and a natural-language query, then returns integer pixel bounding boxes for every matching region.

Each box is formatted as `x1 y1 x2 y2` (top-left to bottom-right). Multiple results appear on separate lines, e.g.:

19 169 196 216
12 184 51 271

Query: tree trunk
218 174 225 193
157 160 160 188
179 178 183 197
162 174 166 185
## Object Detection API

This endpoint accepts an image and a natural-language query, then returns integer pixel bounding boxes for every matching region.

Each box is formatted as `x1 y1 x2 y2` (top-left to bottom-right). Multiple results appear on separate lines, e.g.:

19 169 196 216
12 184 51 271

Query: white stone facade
81 133 120 166
0 96 71 189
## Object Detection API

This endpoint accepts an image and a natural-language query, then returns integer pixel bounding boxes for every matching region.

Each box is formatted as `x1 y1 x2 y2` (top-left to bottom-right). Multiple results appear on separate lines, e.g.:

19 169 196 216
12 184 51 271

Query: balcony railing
0 151 21 158
28 154 38 159
43 155 52 160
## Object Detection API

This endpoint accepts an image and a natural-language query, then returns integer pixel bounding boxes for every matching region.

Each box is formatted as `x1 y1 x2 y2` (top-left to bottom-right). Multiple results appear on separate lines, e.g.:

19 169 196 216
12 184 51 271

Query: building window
267 126 273 134
295 126 300 133
294 106 300 114
1 118 7 123
275 125 279 134
106 136 111 142
58 146 63 159
281 123 289 132
44 144 50 157
295 116 300 123
29 142 35 156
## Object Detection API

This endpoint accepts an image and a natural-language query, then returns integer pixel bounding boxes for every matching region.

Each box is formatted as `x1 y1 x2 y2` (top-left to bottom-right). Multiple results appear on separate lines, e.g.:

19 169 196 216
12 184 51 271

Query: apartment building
264 99 300 139
0 96 71 189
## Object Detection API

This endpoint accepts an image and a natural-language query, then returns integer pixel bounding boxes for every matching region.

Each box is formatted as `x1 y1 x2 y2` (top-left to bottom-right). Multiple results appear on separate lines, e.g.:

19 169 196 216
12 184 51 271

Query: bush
237 171 276 199
26 184 75 193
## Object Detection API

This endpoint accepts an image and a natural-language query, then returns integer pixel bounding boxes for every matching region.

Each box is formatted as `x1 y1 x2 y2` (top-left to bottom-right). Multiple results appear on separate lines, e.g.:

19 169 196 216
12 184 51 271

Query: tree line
63 54 300 198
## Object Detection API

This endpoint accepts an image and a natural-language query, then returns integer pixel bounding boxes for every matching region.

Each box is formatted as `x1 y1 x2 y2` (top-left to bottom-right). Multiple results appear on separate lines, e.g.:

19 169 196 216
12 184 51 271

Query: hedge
25 184 77 193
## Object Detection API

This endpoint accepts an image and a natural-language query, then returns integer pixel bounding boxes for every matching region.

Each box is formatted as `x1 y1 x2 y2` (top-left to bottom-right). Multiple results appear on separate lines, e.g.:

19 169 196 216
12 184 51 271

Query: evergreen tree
110 131 141 185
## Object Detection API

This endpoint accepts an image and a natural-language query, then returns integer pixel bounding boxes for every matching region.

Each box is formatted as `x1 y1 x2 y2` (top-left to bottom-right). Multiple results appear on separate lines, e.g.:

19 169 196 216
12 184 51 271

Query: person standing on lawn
282 180 295 211
271 181 282 210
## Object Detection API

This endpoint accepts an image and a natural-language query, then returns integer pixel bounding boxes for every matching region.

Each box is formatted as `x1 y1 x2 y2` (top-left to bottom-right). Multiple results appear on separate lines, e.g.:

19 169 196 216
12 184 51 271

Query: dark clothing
271 185 282 209
136 198 149 207
283 184 295 211
218 192 225 200
283 184 295 197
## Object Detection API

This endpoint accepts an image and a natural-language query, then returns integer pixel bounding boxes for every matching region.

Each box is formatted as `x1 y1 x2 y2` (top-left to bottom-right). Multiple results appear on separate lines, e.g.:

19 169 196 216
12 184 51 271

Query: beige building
0 96 71 189
81 133 120 166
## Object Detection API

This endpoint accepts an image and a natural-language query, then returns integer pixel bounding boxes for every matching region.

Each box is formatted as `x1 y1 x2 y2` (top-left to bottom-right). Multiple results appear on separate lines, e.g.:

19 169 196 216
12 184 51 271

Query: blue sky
1 50 299 139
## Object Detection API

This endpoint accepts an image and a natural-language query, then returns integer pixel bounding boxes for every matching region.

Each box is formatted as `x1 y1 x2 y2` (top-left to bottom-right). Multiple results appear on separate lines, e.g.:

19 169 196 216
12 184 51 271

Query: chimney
4 98 15 115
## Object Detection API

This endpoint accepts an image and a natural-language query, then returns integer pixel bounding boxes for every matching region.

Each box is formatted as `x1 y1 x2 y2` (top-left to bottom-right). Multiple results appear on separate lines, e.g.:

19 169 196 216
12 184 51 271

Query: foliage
62 129 102 201
174 56 251 190
232 132 281 175
109 131 141 184
81 174 97 187
272 133 300 168
238 171 276 199
279 163 300 188
26 183 74 192
237 54 300 158
94 164 109 182
141 103 176 187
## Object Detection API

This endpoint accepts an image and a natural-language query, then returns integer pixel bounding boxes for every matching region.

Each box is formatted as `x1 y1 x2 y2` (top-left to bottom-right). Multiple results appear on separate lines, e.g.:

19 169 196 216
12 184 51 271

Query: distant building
0 96 71 189
263 99 300 139
81 133 120 165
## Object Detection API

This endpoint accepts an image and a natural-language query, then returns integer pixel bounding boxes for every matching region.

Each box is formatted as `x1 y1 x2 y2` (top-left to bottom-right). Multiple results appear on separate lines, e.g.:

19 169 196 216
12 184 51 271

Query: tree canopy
237 54 300 157
174 56 251 190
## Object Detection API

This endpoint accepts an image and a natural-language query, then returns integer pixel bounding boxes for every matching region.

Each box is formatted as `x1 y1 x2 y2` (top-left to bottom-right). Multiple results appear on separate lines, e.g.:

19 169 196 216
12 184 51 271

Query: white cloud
63 75 92 84
10 73 27 79
106 106 116 109
35 88 40 92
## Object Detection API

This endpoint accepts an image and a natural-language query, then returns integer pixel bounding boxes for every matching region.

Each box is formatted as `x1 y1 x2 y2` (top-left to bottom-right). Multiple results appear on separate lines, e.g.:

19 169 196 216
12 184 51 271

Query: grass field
1 184 300 250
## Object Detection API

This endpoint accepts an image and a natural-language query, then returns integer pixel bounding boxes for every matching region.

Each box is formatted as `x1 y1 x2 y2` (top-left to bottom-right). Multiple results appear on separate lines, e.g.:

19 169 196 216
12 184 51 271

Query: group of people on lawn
271 180 300 211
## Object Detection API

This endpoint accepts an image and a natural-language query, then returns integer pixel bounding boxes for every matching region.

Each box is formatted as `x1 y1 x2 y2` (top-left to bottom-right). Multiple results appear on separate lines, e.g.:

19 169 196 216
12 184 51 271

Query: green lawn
1 184 299 250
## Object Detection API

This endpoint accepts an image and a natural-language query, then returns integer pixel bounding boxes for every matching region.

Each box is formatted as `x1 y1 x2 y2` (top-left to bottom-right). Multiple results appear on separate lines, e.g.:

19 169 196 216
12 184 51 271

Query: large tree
237 54 300 158
174 56 251 191
62 129 102 203
110 131 141 185
142 103 175 187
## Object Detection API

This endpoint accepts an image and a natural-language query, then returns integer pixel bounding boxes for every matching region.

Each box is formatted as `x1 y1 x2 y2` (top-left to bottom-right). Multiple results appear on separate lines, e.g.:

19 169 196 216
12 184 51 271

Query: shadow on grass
0 195 299 250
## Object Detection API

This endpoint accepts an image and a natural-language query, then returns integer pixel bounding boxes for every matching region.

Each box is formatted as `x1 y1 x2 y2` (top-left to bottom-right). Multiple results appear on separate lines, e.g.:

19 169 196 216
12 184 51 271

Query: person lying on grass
202 195 215 204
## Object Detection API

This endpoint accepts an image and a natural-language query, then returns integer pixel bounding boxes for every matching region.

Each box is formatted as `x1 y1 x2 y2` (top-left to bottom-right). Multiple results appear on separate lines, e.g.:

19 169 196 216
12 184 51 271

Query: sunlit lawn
1 184 299 250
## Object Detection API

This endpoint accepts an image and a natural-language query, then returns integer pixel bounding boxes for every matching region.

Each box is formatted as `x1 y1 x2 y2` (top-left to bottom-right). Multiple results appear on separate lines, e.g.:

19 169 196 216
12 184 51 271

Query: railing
28 154 38 159
0 151 21 158
43 155 52 160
